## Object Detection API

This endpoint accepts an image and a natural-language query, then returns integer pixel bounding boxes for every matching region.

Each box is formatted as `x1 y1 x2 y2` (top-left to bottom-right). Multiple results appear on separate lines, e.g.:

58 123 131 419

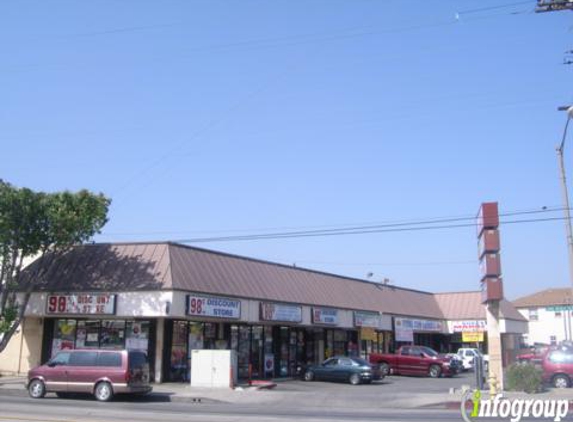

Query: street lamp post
557 106 573 329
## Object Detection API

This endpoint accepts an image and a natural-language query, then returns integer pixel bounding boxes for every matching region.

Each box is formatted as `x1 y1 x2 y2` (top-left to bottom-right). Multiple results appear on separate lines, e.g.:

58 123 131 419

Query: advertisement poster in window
126 321 149 351
394 318 414 343
189 323 204 351
264 353 274 375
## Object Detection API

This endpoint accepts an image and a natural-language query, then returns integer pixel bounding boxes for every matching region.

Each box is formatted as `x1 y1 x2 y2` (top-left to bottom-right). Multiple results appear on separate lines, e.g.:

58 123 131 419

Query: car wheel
303 370 314 382
380 363 390 376
349 373 361 385
94 382 113 402
553 374 570 389
28 379 46 399
429 365 441 378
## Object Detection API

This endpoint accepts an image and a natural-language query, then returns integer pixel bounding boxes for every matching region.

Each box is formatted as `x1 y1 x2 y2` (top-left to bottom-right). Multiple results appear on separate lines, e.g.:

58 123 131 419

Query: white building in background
513 287 573 346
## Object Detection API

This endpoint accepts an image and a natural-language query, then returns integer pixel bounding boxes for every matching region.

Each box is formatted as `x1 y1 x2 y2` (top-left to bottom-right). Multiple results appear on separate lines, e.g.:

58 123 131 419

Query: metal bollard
474 356 484 391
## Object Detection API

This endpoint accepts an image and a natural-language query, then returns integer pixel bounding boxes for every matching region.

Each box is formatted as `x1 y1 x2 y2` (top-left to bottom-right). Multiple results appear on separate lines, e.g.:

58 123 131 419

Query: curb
0 387 230 404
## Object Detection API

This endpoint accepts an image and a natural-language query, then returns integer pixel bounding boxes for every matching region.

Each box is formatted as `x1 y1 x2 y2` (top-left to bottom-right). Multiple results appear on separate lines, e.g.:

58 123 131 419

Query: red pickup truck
369 345 460 378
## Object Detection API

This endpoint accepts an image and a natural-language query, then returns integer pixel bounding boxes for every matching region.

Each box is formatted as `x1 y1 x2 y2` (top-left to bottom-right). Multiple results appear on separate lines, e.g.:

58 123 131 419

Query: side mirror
420 353 426 358
47 361 57 367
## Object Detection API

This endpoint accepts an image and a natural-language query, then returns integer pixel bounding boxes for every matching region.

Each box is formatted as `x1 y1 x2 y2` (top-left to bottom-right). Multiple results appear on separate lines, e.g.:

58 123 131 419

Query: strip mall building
1 242 527 382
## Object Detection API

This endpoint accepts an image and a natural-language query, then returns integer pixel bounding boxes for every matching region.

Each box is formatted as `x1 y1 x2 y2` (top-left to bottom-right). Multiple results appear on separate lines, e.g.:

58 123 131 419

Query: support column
154 318 165 383
486 302 504 394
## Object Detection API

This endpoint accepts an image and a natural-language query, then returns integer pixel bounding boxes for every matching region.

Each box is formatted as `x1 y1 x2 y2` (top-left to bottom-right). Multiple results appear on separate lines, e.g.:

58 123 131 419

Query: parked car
517 344 549 365
445 353 464 368
303 356 383 385
369 345 460 378
542 346 573 388
27 349 152 401
457 348 489 372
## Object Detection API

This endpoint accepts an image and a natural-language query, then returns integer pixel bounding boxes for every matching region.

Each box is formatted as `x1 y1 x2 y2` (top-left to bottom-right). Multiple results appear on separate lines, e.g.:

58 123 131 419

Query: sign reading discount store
46 293 116 315
186 294 241 319
260 302 302 323
312 307 339 325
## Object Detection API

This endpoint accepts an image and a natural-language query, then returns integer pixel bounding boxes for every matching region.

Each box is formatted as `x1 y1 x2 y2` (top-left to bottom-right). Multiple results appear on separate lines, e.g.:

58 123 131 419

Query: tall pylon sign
477 202 504 393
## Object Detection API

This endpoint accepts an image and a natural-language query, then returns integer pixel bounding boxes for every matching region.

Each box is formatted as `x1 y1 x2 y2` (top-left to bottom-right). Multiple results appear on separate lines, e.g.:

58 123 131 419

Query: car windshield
420 347 438 357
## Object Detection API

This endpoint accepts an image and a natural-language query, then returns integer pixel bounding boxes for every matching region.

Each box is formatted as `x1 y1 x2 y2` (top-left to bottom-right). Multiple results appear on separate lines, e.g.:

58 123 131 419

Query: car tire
303 370 314 382
349 373 361 385
94 382 114 402
28 379 46 399
380 363 390 376
553 374 570 389
429 365 441 378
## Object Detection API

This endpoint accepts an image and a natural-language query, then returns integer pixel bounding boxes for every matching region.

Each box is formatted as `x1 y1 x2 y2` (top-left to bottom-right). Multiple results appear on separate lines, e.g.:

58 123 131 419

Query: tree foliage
0 180 110 353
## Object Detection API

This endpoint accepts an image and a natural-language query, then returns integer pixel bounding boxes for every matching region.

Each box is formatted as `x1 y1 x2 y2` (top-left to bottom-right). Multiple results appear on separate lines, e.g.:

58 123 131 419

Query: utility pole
535 0 573 13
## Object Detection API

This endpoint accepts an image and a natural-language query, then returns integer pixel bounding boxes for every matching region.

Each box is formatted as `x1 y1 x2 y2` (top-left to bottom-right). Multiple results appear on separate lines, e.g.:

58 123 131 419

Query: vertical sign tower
477 202 504 393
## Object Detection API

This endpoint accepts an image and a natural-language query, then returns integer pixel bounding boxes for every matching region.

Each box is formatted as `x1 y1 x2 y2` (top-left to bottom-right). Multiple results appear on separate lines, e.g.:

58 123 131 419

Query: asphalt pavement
0 394 468 422
0 371 468 422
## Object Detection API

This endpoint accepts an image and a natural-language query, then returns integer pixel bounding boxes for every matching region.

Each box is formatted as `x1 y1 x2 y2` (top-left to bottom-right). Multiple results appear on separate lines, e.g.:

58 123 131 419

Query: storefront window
170 321 188 382
52 319 76 356
238 326 251 379
333 330 347 356
204 323 217 349
279 327 289 377
100 320 125 349
251 326 263 378
84 320 100 348
126 321 150 351
49 318 152 359
325 330 334 358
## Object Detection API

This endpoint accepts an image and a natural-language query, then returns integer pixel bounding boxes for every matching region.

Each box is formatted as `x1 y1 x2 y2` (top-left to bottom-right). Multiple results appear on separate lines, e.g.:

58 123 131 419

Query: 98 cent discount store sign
47 293 117 315
186 294 241 319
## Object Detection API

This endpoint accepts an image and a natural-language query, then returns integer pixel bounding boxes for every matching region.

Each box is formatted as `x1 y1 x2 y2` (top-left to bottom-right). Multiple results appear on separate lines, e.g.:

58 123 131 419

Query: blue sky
2 0 572 299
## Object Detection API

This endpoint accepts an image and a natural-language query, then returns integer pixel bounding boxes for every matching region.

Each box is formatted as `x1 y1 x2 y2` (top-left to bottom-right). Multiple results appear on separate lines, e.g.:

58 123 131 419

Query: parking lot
278 370 477 394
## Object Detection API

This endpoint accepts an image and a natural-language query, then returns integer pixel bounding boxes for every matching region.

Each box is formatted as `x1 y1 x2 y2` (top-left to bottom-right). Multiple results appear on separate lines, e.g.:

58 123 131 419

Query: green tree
0 180 110 353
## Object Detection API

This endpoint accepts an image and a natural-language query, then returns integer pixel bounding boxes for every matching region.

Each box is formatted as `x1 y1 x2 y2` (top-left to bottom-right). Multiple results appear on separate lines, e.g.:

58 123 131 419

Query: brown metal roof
22 242 524 322
434 291 526 321
23 243 172 291
168 243 443 318
512 288 573 308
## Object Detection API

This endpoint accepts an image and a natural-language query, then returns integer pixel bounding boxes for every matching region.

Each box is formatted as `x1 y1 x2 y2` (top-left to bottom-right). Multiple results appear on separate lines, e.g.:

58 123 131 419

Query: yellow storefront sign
462 332 484 342
360 327 378 341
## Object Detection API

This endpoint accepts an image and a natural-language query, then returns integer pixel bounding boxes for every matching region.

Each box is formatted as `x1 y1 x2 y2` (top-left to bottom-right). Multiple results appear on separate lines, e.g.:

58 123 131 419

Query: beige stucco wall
0 327 23 374
0 317 43 375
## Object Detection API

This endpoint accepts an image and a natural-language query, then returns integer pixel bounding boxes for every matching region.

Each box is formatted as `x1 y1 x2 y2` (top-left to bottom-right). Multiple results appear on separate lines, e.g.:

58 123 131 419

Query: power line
166 209 566 244
457 1 533 15
175 217 565 243
291 259 477 267
100 206 563 237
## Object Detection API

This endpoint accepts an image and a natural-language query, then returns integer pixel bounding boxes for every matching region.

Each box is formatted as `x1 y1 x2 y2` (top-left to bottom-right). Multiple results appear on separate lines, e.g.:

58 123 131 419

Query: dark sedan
303 357 383 385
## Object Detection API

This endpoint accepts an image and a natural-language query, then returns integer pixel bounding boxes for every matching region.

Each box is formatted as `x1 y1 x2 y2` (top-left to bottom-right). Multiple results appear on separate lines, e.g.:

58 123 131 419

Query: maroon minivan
27 349 152 401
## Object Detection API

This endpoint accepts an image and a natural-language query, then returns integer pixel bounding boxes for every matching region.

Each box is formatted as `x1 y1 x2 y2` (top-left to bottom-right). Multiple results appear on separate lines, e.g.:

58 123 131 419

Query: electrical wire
100 206 563 237
134 208 566 244
173 216 566 243
457 1 533 15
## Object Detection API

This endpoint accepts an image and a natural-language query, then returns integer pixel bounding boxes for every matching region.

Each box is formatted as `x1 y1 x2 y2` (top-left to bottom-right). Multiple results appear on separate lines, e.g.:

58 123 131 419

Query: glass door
237 326 251 380
251 326 263 379
170 321 188 382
